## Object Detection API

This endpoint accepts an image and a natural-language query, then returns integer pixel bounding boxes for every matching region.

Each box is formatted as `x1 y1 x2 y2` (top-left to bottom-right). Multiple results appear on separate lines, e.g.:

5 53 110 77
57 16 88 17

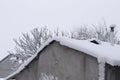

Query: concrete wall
38 42 98 80
116 67 120 80
105 64 115 80
105 63 120 80
9 56 39 80
8 41 99 80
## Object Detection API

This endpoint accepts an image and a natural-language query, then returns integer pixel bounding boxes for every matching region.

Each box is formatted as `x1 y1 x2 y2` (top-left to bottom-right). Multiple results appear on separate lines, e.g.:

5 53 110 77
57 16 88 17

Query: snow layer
57 37 120 66
98 62 105 80
5 37 120 79
0 53 9 62
0 78 5 80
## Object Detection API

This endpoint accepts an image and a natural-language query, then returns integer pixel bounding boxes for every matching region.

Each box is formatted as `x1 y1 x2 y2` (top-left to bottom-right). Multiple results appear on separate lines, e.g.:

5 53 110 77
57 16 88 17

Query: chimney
110 24 116 46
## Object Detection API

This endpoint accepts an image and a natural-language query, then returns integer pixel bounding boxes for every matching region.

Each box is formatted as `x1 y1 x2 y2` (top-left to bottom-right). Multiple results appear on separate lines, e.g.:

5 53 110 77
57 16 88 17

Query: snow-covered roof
5 37 120 79
0 78 5 80
0 53 9 62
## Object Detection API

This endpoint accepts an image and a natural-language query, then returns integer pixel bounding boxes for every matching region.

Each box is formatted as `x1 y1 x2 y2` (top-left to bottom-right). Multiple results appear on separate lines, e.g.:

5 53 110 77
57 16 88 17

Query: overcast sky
0 0 120 56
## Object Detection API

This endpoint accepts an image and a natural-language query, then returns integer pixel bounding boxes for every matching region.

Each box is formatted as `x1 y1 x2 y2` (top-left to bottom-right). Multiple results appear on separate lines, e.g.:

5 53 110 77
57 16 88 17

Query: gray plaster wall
105 64 115 80
105 63 120 80
8 41 99 80
9 56 39 80
38 42 98 80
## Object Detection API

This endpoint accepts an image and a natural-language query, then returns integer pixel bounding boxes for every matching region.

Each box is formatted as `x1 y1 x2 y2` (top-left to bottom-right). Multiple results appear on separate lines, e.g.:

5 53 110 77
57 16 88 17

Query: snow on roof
5 37 120 79
0 52 9 62
59 37 120 66
0 78 5 80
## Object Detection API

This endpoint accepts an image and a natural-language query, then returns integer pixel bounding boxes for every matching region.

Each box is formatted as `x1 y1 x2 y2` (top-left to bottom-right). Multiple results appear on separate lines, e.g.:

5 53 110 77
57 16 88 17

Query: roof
0 54 20 78
5 37 120 79
0 53 9 63
0 78 5 80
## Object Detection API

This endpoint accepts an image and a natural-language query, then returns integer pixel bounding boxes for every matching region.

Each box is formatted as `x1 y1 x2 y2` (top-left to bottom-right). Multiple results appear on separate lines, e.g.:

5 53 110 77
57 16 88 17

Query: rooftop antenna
110 24 116 46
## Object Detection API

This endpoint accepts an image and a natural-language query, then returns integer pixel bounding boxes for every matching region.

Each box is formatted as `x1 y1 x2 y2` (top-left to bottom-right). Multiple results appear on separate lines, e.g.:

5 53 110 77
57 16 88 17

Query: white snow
39 73 58 80
0 53 9 62
0 78 5 80
59 37 120 66
5 37 120 79
98 62 105 80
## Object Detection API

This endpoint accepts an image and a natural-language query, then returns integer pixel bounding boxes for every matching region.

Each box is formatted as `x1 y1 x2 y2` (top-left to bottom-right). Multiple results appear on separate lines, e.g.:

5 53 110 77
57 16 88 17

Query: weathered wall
9 56 39 80
8 41 99 80
105 64 115 80
105 63 120 80
38 42 98 80
116 67 120 80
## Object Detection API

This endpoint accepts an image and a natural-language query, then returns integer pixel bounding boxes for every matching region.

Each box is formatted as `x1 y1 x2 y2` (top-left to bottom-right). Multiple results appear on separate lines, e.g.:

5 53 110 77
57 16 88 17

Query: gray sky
0 0 120 56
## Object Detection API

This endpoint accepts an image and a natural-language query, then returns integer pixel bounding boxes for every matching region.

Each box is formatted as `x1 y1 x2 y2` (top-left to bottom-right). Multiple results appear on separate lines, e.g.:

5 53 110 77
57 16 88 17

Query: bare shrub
8 27 53 62
8 23 120 62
